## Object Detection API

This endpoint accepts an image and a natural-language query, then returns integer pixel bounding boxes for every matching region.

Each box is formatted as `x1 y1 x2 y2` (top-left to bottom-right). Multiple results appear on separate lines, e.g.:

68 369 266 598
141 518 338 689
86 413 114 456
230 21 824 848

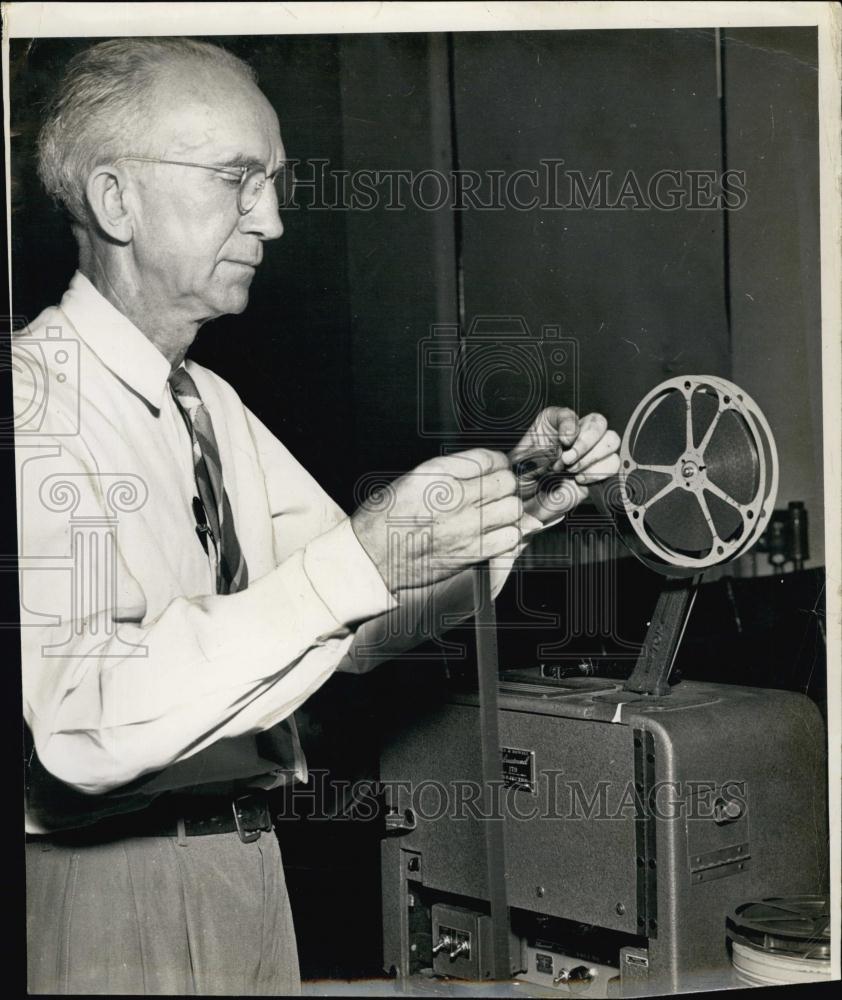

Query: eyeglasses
114 156 295 214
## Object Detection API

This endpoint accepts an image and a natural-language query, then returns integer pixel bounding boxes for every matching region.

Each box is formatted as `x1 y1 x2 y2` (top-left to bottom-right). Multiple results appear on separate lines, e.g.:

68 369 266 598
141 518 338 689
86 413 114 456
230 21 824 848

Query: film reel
605 375 778 577
727 896 831 986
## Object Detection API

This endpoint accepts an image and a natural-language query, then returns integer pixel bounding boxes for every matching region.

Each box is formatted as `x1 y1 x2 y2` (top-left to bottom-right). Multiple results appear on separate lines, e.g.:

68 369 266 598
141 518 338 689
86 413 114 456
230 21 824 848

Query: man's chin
224 291 250 316
208 282 252 317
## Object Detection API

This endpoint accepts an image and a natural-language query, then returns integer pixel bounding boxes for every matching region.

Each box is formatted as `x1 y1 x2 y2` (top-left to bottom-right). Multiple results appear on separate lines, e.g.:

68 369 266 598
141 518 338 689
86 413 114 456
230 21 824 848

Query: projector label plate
501 746 536 793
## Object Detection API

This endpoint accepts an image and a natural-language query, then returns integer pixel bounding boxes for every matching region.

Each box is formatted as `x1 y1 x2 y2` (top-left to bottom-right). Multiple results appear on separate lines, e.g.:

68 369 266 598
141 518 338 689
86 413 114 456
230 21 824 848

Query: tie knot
169 365 203 411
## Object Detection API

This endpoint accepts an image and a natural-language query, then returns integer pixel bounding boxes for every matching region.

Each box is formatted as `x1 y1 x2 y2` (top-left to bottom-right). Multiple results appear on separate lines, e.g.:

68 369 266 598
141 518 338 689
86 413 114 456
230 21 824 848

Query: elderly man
15 37 620 995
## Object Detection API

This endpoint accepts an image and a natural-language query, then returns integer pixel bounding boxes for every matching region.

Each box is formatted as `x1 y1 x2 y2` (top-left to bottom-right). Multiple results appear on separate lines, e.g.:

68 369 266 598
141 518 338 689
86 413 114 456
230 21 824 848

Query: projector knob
714 796 744 824
554 966 596 991
570 966 596 991
432 934 452 955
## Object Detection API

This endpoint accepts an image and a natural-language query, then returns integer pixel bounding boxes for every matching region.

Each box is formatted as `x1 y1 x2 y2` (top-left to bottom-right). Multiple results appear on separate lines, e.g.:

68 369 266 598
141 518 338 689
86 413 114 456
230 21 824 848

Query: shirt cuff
303 517 398 626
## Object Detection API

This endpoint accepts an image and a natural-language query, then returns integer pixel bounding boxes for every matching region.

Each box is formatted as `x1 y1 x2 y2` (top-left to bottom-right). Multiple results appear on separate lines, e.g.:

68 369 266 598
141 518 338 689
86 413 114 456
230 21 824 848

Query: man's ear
84 165 134 243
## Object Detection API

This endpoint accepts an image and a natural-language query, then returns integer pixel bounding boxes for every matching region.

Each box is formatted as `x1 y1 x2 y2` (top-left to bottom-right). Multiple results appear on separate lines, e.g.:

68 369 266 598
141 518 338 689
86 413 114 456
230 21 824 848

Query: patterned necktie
169 366 249 594
169 366 302 781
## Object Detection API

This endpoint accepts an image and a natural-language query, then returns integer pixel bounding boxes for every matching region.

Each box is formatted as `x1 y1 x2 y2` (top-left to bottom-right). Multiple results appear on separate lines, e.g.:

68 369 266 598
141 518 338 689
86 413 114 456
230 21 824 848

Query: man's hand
508 407 621 523
351 449 532 592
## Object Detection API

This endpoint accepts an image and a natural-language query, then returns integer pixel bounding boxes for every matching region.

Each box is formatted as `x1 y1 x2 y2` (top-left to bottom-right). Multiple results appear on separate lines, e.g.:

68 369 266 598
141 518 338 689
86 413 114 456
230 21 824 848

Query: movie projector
379 376 828 997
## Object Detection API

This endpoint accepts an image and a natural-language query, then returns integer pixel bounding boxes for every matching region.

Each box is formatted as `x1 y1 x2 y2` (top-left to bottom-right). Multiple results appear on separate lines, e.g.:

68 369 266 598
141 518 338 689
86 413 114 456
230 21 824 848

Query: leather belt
27 792 273 846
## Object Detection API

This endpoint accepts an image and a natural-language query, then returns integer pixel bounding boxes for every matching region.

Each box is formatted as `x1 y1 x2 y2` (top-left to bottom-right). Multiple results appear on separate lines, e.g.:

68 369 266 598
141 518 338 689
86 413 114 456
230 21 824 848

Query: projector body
380 677 828 996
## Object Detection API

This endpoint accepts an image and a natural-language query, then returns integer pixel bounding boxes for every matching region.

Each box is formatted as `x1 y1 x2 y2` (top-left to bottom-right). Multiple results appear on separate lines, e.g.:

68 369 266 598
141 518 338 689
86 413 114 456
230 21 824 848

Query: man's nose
240 182 284 241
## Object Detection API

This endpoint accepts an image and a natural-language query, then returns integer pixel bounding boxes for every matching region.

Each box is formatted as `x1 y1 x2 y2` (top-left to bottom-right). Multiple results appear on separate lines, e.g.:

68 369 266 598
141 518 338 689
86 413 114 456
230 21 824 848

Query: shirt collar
59 271 174 411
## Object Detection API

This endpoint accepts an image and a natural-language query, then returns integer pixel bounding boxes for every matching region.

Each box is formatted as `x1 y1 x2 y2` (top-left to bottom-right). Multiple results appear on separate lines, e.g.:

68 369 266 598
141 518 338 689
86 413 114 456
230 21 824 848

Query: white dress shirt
14 272 536 833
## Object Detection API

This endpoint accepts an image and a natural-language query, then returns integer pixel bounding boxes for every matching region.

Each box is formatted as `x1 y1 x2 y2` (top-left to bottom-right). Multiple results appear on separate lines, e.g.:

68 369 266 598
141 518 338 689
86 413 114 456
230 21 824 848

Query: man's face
126 63 285 321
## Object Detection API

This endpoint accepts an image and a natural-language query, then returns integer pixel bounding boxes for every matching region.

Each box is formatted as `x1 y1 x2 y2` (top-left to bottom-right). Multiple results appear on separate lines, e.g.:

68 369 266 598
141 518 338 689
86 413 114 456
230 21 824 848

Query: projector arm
623 576 702 697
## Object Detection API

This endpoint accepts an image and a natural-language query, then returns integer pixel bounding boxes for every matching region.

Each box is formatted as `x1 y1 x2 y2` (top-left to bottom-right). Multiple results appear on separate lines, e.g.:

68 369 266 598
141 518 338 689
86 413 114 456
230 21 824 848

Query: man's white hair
37 37 258 224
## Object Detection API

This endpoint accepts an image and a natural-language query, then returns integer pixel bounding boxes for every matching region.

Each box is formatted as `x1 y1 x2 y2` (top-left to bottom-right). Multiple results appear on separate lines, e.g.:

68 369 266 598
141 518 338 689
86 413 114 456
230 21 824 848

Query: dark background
7 28 825 982
9 28 823 528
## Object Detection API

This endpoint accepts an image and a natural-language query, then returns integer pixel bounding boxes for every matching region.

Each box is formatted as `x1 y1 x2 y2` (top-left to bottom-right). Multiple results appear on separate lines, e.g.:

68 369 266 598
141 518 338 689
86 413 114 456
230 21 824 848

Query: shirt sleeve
17 420 397 796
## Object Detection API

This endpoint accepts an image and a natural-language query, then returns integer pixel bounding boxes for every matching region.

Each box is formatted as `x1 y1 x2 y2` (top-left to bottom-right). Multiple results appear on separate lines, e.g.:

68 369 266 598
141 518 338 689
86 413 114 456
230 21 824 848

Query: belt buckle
232 795 272 844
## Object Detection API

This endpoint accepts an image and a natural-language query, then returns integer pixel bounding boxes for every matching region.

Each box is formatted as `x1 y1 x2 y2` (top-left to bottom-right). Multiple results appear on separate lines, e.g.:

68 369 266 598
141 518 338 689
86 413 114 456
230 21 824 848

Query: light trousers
26 829 301 995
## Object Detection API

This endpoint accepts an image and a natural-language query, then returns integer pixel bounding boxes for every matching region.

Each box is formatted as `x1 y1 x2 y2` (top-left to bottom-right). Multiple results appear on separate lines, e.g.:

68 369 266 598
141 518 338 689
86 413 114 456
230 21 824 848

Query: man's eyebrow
214 154 290 172
215 154 264 170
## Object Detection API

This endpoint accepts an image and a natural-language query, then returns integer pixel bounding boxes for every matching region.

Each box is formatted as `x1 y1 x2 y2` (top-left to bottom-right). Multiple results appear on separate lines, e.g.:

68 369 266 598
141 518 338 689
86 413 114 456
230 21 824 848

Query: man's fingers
452 466 516 508
572 453 621 484
566 429 621 473
526 477 589 516
488 514 543 562
426 448 510 479
509 407 579 466
547 406 580 447
478 493 522 531
535 406 579 446
474 467 517 505
476 522 525 561
560 412 608 465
